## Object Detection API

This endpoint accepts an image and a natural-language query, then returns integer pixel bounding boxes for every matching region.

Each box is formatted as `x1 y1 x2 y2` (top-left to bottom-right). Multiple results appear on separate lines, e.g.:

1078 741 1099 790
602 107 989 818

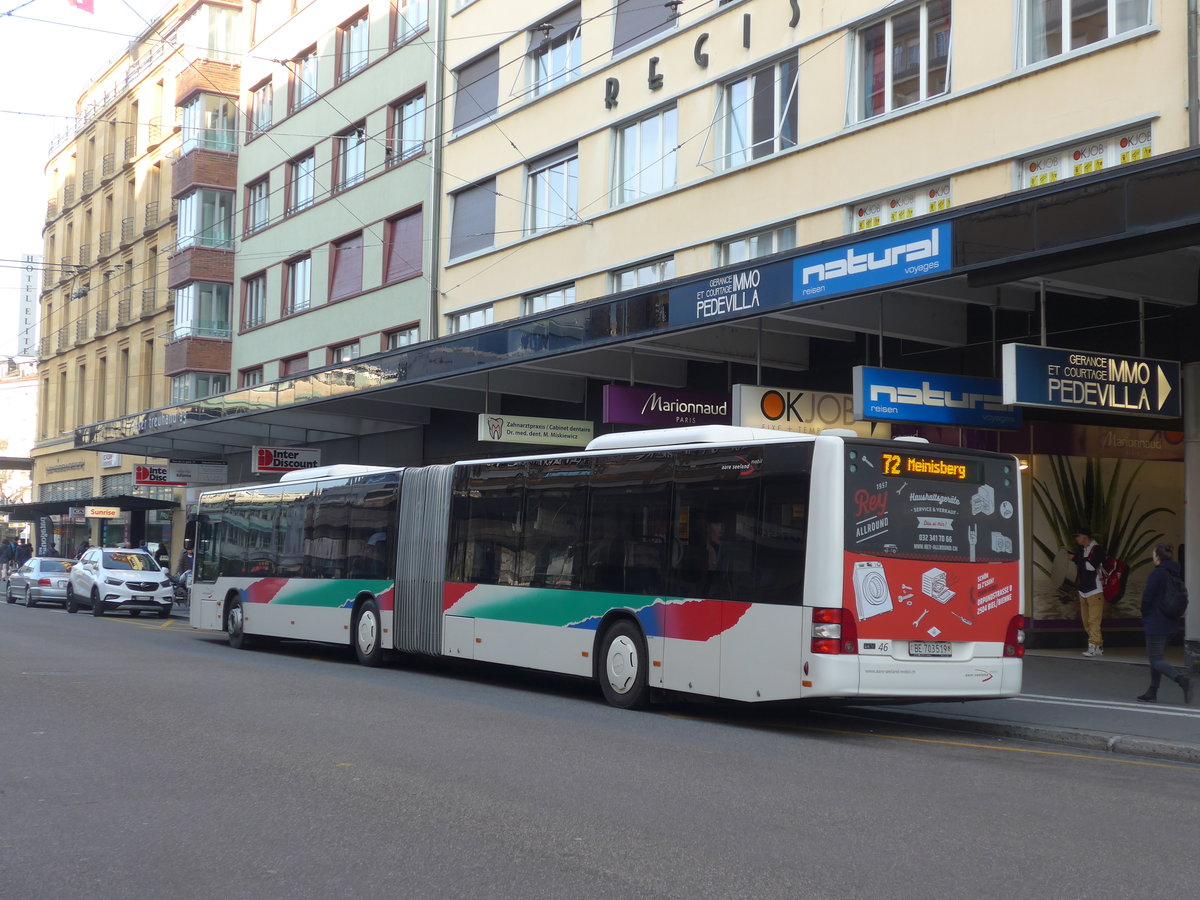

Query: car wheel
129 610 141 617
158 607 170 619
353 598 384 667
226 596 250 649
5 585 13 604
598 619 650 710
91 590 104 617
26 590 37 608
65 586 77 614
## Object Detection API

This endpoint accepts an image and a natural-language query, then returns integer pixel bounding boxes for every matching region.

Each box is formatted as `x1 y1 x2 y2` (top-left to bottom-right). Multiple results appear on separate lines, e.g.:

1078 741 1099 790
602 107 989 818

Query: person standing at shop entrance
1137 543 1193 704
1069 529 1105 657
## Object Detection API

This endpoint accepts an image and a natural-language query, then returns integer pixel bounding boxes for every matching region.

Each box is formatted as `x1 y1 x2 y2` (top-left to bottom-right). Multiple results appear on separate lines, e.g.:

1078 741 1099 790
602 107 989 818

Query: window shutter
330 233 363 300
613 0 674 53
385 208 423 282
449 180 496 258
452 50 500 132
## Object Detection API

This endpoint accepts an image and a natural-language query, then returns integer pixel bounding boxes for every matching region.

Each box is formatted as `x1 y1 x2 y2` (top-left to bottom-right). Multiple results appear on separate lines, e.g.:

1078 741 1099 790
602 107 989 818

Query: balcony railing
82 169 95 194
75 318 89 343
169 198 178 220
38 336 51 359
99 231 112 257
147 117 163 147
46 200 58 220
141 288 157 315
58 256 72 282
120 216 135 245
124 135 137 161
56 326 70 352
117 297 134 325
78 244 91 267
102 152 116 180
143 200 159 232
63 183 76 206
95 308 109 334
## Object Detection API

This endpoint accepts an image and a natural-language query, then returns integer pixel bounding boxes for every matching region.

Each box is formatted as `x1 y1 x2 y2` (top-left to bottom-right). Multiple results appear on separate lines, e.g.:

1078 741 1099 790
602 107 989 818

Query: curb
841 706 1200 765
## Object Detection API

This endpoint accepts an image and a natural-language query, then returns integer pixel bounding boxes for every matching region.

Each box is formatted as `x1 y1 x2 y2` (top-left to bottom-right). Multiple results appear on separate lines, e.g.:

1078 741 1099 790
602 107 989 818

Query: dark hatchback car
6 557 75 608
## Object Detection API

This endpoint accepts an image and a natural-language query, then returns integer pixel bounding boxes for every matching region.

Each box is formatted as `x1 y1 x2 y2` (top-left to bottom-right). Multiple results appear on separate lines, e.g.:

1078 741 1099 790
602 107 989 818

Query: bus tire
598 619 649 710
226 595 250 650
353 598 383 667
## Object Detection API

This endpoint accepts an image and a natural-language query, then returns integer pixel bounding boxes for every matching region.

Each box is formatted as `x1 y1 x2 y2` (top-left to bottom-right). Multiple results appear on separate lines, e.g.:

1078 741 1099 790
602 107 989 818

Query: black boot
1180 675 1194 705
1137 687 1157 703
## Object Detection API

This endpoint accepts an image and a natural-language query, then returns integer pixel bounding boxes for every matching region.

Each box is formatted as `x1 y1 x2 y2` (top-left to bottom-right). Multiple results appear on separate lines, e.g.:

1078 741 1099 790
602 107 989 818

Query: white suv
67 548 174 618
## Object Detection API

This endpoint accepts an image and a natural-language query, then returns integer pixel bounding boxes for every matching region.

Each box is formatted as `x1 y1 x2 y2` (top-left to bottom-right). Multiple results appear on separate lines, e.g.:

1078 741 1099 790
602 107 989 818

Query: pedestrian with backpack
1069 529 1106 657
1136 543 1193 704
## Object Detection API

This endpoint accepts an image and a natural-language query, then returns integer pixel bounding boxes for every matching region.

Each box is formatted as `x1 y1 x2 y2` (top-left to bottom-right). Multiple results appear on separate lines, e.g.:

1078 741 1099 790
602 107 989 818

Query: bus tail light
811 608 858 655
1004 615 1026 658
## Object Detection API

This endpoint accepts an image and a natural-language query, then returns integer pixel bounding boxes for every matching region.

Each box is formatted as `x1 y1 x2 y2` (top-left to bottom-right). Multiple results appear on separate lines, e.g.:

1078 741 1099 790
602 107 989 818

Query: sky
0 0 166 356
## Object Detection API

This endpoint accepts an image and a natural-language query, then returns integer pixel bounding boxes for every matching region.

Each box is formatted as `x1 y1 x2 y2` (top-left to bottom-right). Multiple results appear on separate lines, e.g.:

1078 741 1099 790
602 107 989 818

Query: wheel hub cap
358 611 377 654
606 635 638 694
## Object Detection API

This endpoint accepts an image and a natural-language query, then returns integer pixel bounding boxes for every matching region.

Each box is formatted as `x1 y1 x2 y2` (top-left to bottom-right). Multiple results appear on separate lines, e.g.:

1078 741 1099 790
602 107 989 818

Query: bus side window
519 488 586 589
457 463 524 587
585 452 672 597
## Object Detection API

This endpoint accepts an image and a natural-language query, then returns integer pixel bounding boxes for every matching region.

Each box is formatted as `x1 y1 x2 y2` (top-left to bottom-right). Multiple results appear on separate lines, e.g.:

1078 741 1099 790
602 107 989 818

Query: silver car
5 557 75 608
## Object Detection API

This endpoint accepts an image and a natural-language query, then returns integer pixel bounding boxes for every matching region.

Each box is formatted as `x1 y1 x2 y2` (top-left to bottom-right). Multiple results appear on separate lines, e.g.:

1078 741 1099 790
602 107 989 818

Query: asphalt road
2 601 1197 900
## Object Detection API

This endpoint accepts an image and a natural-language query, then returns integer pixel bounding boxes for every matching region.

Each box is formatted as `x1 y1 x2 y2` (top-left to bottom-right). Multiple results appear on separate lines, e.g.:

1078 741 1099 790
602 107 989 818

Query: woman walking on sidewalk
1137 543 1193 705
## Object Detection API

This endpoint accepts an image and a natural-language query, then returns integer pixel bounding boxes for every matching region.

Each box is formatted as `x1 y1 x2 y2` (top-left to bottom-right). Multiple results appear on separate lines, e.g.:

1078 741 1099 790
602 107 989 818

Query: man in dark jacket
1069 529 1106 657
1138 543 1193 704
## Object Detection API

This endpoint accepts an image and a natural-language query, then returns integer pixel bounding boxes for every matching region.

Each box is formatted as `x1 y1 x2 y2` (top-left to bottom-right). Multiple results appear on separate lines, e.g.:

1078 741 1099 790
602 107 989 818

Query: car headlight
104 577 123 586
160 580 172 588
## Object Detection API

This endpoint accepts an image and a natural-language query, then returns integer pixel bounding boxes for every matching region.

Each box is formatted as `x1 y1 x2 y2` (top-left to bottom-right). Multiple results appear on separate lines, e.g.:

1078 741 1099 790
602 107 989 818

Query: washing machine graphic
852 560 894 620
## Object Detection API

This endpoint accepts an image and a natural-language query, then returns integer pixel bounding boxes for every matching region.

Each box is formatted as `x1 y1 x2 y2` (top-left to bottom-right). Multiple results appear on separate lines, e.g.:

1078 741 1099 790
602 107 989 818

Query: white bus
191 426 1025 708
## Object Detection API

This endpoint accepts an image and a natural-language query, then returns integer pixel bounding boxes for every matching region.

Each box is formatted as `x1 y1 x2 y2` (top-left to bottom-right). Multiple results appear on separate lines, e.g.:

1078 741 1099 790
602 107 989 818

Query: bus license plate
909 641 951 657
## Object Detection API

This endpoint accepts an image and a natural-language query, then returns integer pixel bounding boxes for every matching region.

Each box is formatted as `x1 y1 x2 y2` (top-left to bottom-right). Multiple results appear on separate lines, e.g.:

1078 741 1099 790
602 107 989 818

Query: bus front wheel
353 598 383 667
598 620 650 710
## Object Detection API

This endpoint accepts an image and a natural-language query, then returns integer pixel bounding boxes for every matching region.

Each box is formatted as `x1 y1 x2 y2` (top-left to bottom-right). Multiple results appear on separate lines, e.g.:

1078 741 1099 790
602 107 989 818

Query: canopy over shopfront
0 495 179 555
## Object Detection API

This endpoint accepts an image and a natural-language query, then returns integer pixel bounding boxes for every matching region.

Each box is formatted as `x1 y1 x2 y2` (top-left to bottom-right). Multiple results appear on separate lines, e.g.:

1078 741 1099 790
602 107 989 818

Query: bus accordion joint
1004 615 1026 658
811 607 858 655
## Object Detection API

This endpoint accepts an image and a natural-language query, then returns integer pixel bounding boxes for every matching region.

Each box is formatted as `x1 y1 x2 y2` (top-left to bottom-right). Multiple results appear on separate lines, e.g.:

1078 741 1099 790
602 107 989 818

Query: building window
1022 0 1150 64
1020 123 1154 187
447 304 493 334
248 80 273 134
173 282 231 338
243 273 267 329
335 125 366 191
390 92 426 164
524 283 576 315
329 232 364 301
613 256 675 292
449 179 496 258
719 224 796 265
856 1 950 120
240 367 264 387
180 93 235 153
285 255 311 314
288 152 315 212
171 372 229 403
395 0 428 44
722 57 798 168
292 46 318 110
330 340 361 363
529 5 581 96
852 180 952 232
527 146 578 233
339 11 370 82
613 0 676 53
177 189 234 249
384 207 423 283
615 106 677 205
281 354 308 376
385 325 419 349
452 49 499 132
245 177 269 234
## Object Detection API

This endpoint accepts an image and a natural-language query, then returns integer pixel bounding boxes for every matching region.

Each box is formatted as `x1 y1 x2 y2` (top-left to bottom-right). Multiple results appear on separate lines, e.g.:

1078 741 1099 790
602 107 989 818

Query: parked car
67 548 174 618
5 557 75 608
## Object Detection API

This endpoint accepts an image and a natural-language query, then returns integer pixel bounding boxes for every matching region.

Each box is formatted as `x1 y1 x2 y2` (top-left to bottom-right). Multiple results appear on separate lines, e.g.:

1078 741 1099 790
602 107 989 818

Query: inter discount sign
1002 344 1181 419
134 464 186 486
252 446 322 474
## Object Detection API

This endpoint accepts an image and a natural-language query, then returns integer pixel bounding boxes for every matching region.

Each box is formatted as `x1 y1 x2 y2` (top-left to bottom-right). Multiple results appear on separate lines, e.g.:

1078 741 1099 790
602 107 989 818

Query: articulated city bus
191 426 1025 707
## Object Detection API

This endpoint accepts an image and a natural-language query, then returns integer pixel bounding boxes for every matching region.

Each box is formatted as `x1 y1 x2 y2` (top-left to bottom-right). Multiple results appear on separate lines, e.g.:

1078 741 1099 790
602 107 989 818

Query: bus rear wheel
353 599 383 667
226 596 250 650
598 620 649 710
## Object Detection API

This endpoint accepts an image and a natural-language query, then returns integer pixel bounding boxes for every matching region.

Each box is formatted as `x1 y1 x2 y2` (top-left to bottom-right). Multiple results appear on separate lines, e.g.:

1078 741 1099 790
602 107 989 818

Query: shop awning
0 495 179 522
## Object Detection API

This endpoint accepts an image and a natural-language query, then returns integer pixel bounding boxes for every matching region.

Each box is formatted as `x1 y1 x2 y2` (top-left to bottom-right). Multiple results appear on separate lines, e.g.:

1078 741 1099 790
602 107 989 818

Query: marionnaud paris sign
853 367 1021 429
668 222 952 327
1002 344 1181 419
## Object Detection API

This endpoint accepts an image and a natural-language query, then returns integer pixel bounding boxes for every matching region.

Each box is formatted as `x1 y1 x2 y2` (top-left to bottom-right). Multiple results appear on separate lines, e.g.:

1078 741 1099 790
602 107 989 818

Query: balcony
124 135 137 162
63 183 76 207
169 198 178 220
120 216 135 246
82 169 95 194
172 148 238 197
117 297 134 325
58 256 72 282
56 326 70 353
142 288 157 315
46 199 58 221
164 333 232 377
95 308 109 334
143 200 159 233
78 244 91 267
99 231 113 257
147 117 163 148
38 336 51 359
167 246 234 288
102 152 116 180
75 318 89 344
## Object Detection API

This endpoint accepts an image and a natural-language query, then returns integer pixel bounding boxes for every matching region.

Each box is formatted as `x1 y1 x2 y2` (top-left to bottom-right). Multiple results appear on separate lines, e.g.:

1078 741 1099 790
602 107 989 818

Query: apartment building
32 0 243 552
229 0 436 388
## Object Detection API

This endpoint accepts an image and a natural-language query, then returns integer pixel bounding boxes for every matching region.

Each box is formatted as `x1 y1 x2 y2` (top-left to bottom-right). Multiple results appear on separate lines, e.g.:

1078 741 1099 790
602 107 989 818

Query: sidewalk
851 647 1200 764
